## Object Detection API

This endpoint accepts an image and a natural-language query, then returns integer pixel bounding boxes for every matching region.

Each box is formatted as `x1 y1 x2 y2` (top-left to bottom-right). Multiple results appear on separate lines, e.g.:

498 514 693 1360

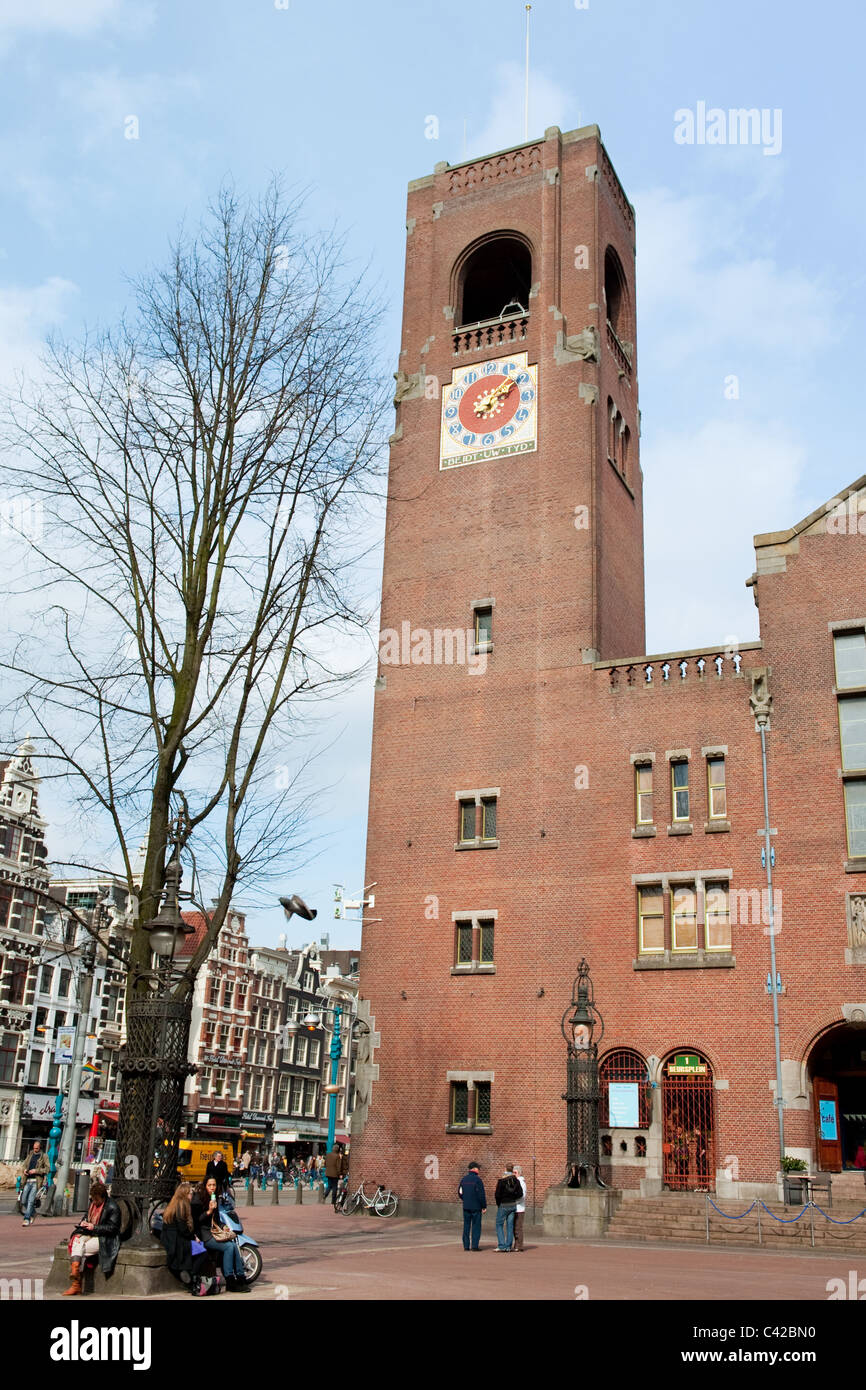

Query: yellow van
174 1141 235 1185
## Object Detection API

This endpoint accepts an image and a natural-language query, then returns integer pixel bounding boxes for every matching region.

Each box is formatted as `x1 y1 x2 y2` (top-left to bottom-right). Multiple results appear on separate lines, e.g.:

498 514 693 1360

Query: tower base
542 1185 621 1238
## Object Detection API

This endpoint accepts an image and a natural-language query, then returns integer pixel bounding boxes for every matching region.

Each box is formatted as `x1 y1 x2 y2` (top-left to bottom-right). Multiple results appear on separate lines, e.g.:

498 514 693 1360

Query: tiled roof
177 909 211 958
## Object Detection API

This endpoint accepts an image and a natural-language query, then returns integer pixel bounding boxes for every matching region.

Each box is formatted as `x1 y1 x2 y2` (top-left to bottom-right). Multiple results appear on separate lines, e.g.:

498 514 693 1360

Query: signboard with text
608 1082 640 1128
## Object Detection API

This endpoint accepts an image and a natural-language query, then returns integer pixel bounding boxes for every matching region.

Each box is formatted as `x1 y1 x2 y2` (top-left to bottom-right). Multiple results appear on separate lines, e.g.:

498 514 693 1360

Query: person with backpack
494 1164 522 1252
457 1161 487 1251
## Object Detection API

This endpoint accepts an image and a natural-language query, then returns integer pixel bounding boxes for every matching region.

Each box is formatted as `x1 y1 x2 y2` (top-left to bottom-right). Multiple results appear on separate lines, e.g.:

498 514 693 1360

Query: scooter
217 1190 263 1285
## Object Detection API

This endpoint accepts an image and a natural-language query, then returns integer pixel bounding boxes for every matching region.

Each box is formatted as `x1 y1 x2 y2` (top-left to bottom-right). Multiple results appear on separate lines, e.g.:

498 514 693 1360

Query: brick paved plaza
3 1203 863 1303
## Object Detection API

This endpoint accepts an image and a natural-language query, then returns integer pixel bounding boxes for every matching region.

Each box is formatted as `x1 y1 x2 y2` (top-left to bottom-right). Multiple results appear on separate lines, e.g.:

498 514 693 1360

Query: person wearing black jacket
493 1167 522 1252
457 1161 487 1251
205 1150 232 1194
63 1180 122 1295
161 1182 210 1292
191 1177 250 1292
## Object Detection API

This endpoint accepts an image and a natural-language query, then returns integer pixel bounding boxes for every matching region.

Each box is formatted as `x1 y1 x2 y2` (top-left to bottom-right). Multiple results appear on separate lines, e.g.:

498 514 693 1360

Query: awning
274 1132 299 1142
196 1124 242 1134
241 1128 266 1138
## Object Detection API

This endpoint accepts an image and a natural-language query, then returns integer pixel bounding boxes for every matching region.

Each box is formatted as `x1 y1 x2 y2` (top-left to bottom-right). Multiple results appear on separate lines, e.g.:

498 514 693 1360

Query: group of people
458 1161 527 1252
160 1177 251 1293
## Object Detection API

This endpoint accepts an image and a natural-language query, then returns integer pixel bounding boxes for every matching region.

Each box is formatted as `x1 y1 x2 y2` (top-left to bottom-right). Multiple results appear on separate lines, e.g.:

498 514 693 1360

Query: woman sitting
63 1180 122 1296
161 1182 211 1291
191 1177 250 1292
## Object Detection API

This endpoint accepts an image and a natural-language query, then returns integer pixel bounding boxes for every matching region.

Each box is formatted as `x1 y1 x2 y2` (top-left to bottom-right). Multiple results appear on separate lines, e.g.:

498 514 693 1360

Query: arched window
456 235 532 327
604 246 630 341
599 1047 652 1127
620 424 630 480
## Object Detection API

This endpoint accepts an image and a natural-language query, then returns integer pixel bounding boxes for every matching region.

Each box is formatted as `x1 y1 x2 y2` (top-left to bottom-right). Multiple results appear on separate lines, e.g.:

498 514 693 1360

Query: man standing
324 1143 345 1206
511 1164 528 1251
20 1141 49 1226
457 1160 486 1251
493 1164 522 1252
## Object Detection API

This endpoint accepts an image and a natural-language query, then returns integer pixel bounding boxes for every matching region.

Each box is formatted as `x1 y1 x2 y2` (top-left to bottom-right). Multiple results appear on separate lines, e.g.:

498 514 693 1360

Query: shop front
21 1091 95 1163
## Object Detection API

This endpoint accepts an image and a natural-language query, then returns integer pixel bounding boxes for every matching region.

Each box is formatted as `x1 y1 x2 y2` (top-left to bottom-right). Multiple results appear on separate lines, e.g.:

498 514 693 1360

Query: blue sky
1 0 863 948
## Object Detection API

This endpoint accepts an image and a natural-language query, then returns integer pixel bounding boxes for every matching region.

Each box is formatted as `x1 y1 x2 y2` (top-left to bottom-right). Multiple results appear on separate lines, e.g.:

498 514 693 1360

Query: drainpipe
757 713 785 1167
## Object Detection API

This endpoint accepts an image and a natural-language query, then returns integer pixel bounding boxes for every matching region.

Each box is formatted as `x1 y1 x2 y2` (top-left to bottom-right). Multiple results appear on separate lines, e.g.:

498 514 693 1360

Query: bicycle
341 1179 398 1217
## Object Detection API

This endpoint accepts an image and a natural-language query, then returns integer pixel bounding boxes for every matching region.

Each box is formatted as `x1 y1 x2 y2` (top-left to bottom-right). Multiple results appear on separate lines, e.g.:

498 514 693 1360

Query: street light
561 959 605 1189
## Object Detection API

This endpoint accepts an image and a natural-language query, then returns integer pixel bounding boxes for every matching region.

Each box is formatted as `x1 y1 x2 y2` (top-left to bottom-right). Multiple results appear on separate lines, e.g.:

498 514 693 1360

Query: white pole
524 5 531 141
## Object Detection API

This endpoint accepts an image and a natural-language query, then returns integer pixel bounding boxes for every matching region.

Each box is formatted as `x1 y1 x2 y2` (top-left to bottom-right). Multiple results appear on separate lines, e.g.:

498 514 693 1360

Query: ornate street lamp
111 838 197 1248
561 959 605 1189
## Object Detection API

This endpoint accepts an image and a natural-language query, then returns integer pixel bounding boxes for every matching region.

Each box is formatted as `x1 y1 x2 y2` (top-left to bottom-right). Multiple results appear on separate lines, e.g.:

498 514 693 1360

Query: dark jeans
202 1235 243 1278
462 1208 482 1249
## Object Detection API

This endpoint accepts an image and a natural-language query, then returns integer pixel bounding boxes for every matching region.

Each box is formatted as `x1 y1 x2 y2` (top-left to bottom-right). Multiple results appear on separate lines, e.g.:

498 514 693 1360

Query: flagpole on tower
524 4 532 140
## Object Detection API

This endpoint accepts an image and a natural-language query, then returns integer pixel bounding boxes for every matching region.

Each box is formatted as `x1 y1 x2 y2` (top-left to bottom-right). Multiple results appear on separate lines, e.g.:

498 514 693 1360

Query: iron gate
661 1051 716 1191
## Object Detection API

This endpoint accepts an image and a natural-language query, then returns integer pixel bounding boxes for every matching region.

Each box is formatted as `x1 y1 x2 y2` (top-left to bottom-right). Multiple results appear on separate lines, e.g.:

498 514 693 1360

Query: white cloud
0 275 78 383
59 68 202 152
634 187 836 366
467 62 577 162
642 417 806 653
0 0 153 39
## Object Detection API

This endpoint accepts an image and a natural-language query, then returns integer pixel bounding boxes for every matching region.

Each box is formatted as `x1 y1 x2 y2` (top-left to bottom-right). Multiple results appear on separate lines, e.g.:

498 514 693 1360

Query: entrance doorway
808 1024 866 1172
661 1051 716 1191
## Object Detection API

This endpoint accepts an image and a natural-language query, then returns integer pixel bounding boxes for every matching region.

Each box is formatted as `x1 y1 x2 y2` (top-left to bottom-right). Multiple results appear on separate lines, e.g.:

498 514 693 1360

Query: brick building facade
350 123 866 1213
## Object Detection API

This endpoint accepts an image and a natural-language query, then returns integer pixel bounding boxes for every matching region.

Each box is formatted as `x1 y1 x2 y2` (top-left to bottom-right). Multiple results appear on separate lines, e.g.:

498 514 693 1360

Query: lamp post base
542 1184 621 1239
46 1240 179 1297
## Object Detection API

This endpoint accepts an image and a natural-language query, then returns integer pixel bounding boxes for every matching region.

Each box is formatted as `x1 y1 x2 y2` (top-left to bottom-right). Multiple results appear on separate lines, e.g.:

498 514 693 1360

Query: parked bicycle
340 1179 398 1217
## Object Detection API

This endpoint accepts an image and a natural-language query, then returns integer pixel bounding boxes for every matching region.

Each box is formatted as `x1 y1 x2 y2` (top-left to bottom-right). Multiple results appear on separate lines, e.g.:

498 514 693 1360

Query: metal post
757 1204 762 1246
759 721 786 1166
50 940 96 1215
327 1004 342 1153
46 1094 63 1193
705 1193 710 1245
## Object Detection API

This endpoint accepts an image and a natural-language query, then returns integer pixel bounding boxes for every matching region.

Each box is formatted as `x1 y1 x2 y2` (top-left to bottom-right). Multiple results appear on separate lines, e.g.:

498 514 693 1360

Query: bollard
295 1179 303 1205
317 1181 326 1204
271 1177 279 1205
247 1179 255 1207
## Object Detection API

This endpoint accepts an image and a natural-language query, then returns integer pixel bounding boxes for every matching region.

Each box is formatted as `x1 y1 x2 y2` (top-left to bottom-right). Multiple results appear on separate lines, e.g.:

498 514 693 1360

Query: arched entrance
807 1023 866 1172
661 1050 716 1191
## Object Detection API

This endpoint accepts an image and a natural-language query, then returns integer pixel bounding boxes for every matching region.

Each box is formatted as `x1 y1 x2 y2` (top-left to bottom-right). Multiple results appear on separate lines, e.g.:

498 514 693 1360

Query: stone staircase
605 1184 866 1254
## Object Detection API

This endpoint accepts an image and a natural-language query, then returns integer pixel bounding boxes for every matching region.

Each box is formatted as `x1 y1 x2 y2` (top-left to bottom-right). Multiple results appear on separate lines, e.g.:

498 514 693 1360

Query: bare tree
0 181 388 996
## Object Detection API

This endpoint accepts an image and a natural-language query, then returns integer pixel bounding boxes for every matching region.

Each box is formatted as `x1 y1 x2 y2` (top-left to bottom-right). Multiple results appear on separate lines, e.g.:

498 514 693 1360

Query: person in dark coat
457 1161 487 1251
191 1177 250 1292
63 1180 122 1295
161 1182 210 1291
205 1150 232 1194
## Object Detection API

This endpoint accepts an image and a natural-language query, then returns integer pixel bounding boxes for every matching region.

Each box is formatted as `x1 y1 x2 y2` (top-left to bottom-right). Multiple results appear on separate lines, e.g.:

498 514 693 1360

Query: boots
62 1260 82 1296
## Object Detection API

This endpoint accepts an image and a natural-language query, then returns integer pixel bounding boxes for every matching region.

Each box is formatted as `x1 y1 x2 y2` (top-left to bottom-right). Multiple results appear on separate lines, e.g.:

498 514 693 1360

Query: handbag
210 1219 234 1243
190 1238 206 1256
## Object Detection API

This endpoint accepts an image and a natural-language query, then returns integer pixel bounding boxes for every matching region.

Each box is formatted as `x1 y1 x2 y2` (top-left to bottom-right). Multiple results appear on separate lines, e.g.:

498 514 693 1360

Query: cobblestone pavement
1 1201 859 1301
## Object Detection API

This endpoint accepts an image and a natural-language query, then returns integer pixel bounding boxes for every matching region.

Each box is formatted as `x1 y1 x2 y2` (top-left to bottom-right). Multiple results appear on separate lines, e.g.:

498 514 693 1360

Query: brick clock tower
352 122 866 1225
351 123 652 1211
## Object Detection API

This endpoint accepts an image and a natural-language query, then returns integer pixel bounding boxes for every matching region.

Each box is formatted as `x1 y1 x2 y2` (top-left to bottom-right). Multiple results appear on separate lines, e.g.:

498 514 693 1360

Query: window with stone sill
453 915 495 971
671 761 690 823
456 790 499 848
635 764 653 827
636 879 732 959
449 1079 492 1130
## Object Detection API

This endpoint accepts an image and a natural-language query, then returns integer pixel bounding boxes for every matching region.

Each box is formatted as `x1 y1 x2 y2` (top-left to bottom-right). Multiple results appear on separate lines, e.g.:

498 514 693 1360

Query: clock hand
473 378 515 417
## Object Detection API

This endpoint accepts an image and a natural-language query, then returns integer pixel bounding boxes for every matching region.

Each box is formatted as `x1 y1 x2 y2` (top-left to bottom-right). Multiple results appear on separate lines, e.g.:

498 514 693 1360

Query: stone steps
606 1194 866 1253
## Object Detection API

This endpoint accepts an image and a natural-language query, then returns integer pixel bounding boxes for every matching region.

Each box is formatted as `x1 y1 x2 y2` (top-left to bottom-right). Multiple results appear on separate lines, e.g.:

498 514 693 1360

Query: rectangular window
0 1033 18 1083
635 764 653 824
449 1080 491 1129
27 1051 42 1085
638 887 664 954
277 1075 290 1111
9 958 28 1004
459 800 476 842
671 885 698 952
839 698 866 770
479 919 495 963
705 883 731 951
707 757 727 819
844 780 866 858
289 1078 304 1114
481 798 497 840
671 761 690 821
455 923 473 965
308 1039 320 1069
39 965 53 994
0 824 22 860
474 606 493 647
303 1080 318 1116
835 630 866 689
295 1036 308 1067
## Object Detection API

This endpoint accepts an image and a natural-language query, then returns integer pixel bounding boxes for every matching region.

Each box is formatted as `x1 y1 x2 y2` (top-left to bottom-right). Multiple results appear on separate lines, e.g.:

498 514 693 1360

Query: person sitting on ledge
63 1179 121 1296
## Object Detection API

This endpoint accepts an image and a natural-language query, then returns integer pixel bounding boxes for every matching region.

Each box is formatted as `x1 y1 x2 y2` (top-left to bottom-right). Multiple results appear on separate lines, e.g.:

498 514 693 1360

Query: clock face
440 352 538 471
